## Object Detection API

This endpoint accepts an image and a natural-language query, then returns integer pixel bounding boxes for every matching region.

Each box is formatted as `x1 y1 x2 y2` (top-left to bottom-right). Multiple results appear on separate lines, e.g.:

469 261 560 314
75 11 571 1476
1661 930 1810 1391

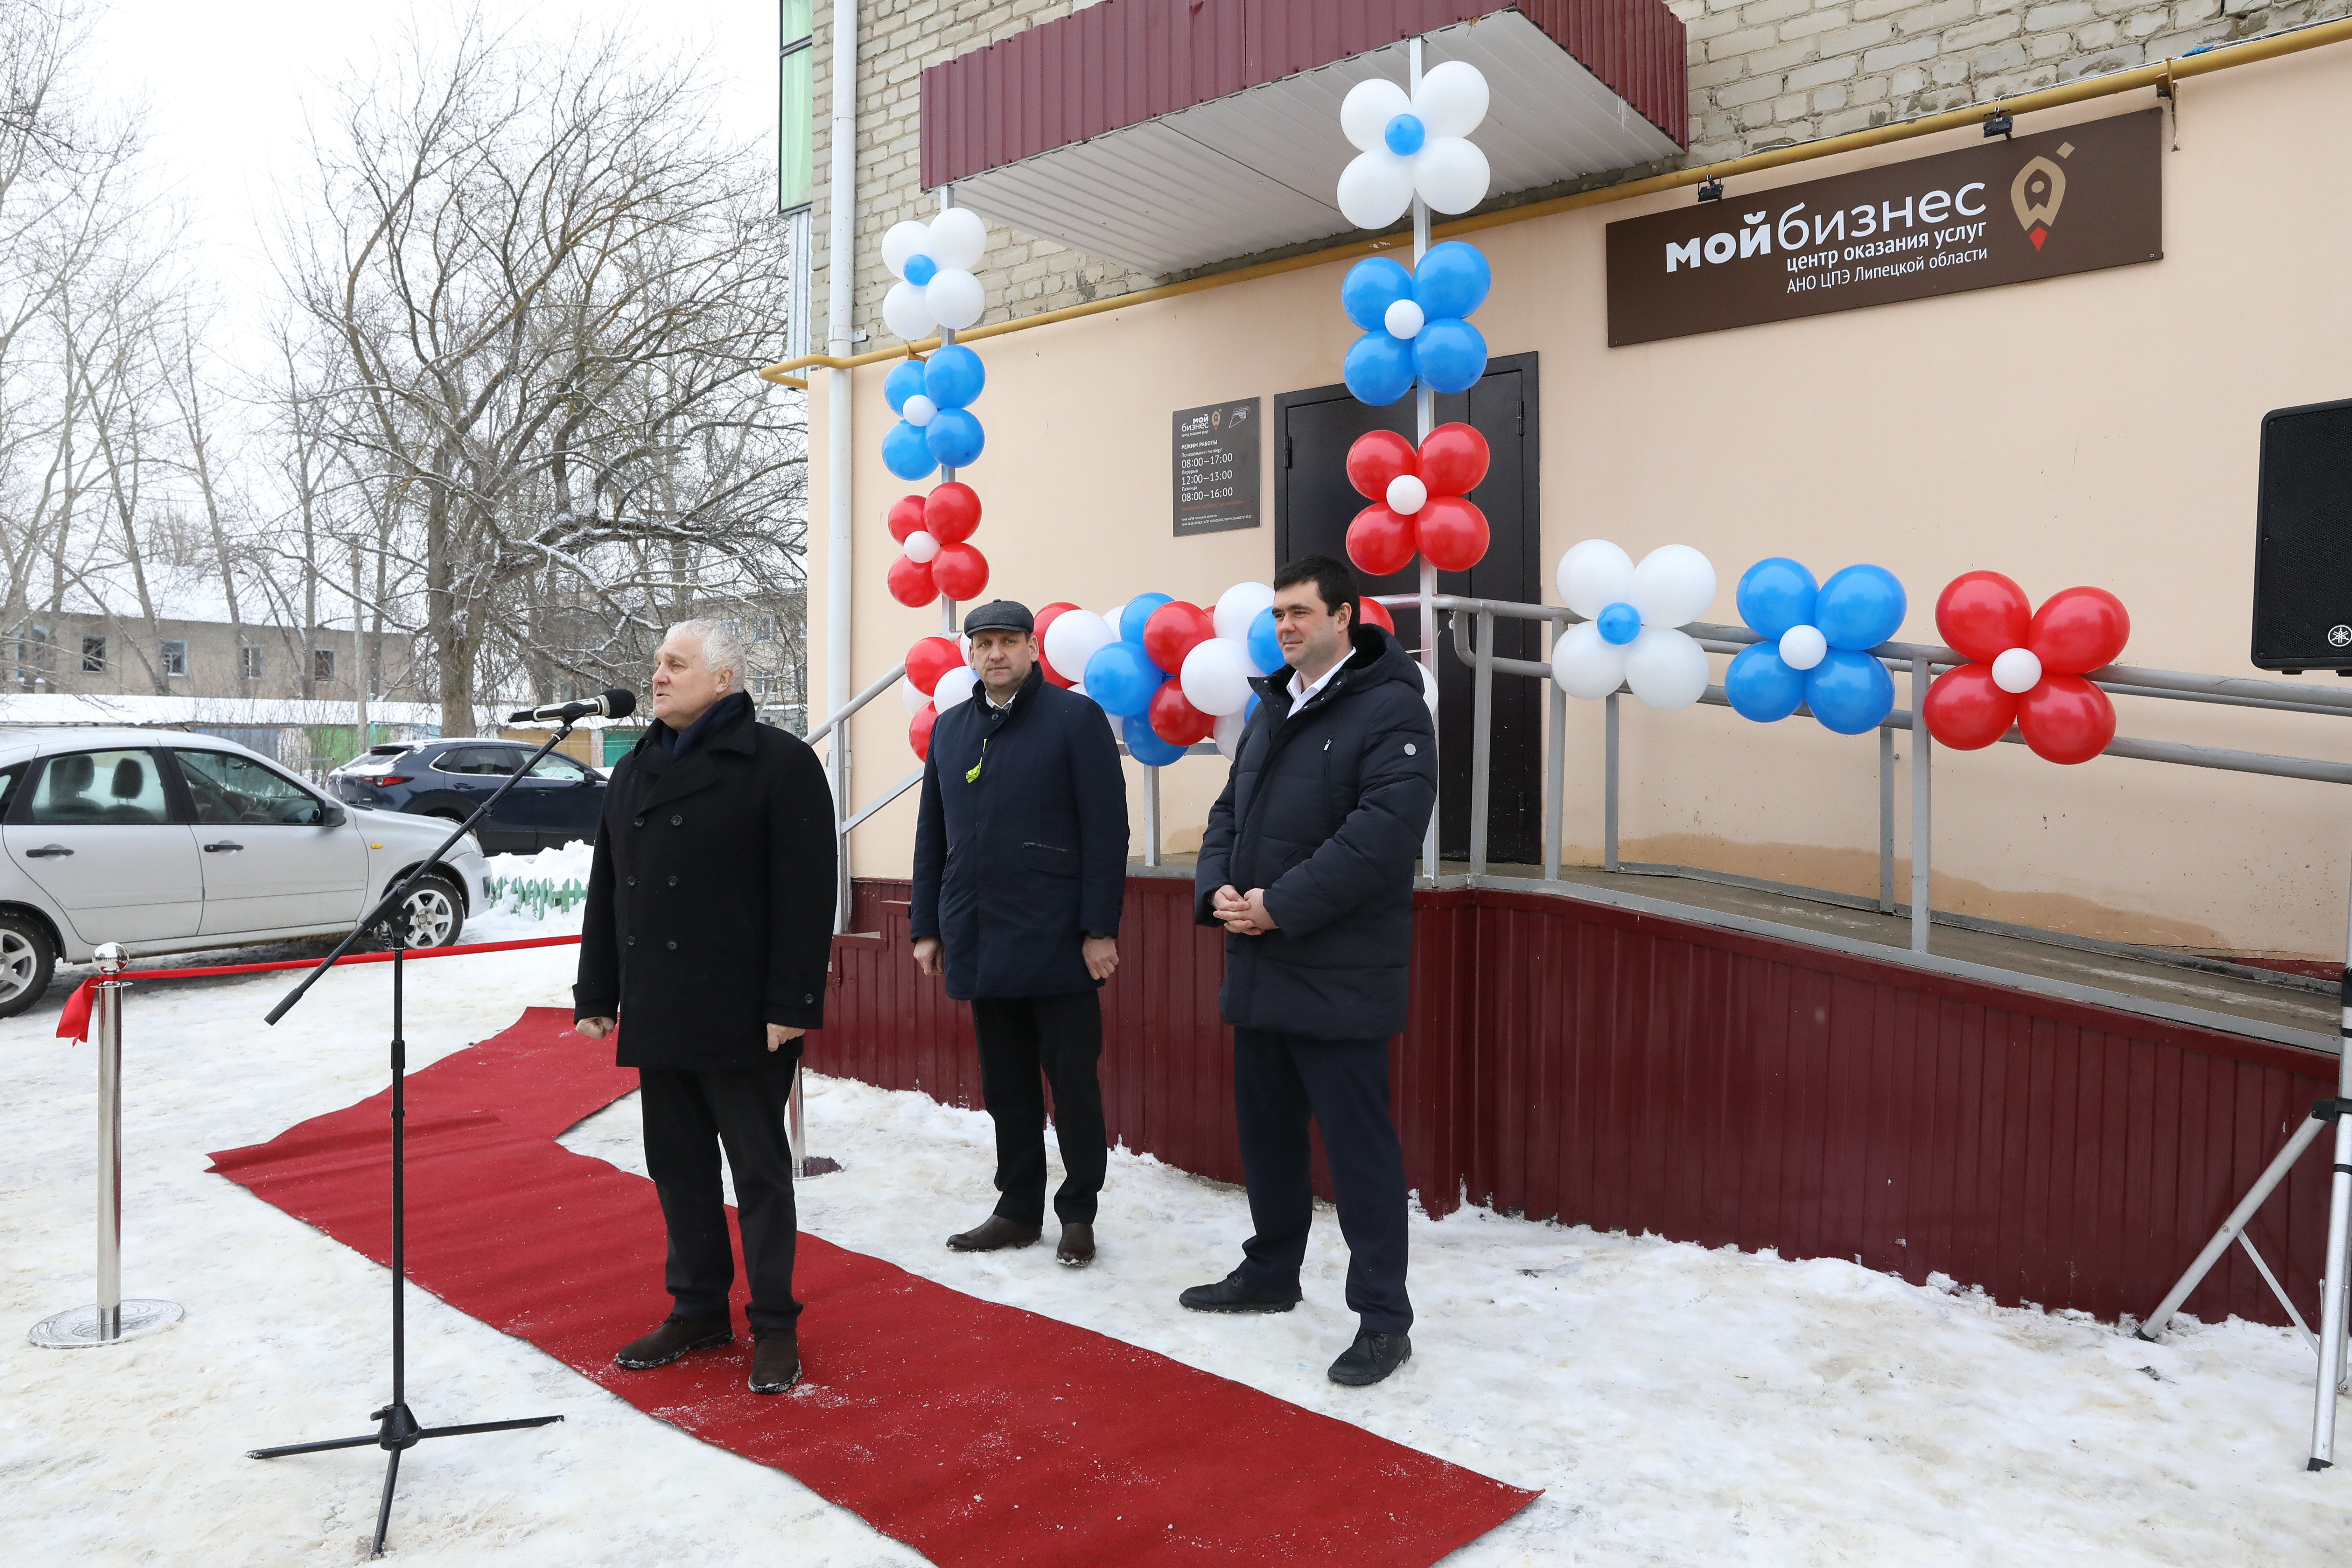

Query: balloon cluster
1724 559 1906 734
1343 423 1490 576
1921 573 2130 765
880 209 988 341
884 482 988 607
1550 541 1717 712
901 632 979 761
1336 62 1492 229
882 344 986 479
1341 242 1490 405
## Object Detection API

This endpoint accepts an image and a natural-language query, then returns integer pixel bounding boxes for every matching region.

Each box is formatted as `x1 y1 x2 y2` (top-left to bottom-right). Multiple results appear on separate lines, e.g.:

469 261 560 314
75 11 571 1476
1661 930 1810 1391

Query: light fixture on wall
1695 176 1724 202
1983 109 2014 139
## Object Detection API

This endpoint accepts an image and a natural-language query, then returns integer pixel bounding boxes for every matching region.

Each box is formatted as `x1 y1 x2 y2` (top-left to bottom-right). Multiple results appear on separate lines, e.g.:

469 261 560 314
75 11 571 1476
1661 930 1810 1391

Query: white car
0 726 490 1018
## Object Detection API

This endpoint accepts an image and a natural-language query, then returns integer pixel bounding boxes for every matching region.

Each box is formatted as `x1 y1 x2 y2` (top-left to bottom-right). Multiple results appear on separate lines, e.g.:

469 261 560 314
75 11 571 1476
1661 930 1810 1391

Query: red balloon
1417 495 1490 572
931 541 989 600
1346 430 1418 502
905 635 962 696
1934 571 2032 665
887 494 927 544
1147 678 1215 747
1034 602 1079 686
2027 586 2130 675
924 481 982 544
909 702 938 761
1920 663 2017 750
1142 601 1214 673
1358 596 1395 634
2017 674 2115 764
886 553 938 607
1346 504 1419 578
1418 422 1489 497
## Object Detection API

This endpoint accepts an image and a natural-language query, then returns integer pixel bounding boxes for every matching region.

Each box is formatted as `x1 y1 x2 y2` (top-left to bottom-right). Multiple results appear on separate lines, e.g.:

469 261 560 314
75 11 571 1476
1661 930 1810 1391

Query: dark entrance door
1274 353 1540 864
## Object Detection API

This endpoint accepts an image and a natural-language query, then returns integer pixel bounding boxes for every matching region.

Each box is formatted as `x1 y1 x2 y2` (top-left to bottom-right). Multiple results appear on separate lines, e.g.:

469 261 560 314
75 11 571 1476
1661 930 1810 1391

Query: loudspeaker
2251 397 2352 674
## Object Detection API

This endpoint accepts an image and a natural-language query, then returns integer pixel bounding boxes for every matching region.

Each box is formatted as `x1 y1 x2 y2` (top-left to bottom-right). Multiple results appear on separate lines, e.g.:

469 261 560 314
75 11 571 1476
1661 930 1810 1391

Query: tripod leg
372 1446 402 1558
2140 1114 2327 1341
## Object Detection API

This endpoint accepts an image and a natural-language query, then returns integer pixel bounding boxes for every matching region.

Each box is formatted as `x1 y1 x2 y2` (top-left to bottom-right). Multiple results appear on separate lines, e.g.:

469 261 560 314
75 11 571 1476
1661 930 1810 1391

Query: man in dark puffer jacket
1181 554 1436 1387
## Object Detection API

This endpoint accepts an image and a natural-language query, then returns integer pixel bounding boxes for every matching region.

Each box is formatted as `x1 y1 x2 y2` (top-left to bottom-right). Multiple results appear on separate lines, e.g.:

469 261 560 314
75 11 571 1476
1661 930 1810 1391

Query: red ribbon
52 934 583 1043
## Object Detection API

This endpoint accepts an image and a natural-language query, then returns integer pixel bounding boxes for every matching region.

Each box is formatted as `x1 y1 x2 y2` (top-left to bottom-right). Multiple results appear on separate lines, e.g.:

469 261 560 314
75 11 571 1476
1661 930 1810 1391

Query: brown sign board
1606 110 2162 346
1172 398 1261 536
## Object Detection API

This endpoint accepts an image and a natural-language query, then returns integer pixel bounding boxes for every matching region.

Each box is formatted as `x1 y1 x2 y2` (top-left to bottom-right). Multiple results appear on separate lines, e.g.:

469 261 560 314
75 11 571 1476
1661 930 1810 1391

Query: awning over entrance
919 1 1688 276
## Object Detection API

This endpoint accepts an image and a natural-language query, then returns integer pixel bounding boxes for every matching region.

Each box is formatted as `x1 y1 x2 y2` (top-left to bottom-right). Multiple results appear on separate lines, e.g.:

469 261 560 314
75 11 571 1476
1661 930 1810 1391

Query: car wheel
393 872 465 950
0 913 56 1020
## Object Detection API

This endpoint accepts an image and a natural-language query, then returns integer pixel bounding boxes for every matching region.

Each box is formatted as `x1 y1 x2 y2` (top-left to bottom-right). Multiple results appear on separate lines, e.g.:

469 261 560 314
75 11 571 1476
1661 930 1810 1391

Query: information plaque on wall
1172 398 1260 537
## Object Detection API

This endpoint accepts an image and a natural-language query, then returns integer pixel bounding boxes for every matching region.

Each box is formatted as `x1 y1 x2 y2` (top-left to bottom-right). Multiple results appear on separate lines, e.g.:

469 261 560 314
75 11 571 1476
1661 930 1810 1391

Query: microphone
508 688 638 724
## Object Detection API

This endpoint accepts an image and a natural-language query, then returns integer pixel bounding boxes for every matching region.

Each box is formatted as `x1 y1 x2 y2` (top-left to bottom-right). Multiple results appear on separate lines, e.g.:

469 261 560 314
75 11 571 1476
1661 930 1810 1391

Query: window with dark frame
80 635 106 673
239 644 264 680
160 640 187 677
778 0 812 214
313 648 337 684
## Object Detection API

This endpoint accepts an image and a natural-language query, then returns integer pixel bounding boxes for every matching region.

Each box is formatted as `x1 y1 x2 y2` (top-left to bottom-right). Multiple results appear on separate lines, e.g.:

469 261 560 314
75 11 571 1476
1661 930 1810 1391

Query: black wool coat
911 664 1129 1000
573 695 837 1069
1194 624 1437 1041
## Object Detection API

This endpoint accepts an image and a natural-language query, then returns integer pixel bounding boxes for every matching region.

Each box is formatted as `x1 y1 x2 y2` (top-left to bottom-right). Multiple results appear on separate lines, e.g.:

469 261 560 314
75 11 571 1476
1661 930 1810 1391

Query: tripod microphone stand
249 701 624 1556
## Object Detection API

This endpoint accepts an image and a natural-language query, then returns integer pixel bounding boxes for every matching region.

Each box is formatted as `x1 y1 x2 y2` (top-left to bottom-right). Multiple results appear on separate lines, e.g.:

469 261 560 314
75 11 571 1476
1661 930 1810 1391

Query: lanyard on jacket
966 735 988 784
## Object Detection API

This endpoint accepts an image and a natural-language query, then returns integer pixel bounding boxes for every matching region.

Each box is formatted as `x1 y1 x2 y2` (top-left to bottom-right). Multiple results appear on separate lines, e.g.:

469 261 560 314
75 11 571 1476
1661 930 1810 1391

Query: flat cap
961 599 1034 634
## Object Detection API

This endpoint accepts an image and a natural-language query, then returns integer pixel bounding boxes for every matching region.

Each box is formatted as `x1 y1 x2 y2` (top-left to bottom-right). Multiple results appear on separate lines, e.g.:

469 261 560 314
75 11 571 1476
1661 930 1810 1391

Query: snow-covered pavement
2 927 2343 1564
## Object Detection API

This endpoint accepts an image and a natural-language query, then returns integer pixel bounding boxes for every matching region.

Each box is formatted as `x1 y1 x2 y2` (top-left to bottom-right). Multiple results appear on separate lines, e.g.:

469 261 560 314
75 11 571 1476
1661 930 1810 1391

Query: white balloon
1778 624 1827 672
1102 599 1134 641
901 676 929 714
903 394 938 428
1629 544 1717 629
1213 710 1248 759
1413 136 1491 216
881 220 933 277
1419 661 1440 714
1339 77 1413 154
925 267 986 331
1337 148 1416 230
882 280 936 340
1213 581 1275 643
1411 60 1490 140
1384 298 1425 339
1556 540 1635 619
933 665 978 710
1386 474 1428 515
1043 609 1116 682
1180 638 1253 717
903 529 940 564
926 206 988 270
1550 620 1627 700
958 632 972 661
1623 626 1712 712
1991 646 2043 694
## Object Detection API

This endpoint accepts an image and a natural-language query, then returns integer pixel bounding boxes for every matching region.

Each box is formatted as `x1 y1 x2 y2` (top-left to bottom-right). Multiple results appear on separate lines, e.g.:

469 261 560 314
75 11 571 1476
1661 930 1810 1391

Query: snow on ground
2 937 2345 1566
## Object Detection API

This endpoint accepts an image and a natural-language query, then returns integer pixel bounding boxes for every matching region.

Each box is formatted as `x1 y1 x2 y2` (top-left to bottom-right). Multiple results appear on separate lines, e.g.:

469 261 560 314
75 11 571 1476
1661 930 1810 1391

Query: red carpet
208 1008 1538 1566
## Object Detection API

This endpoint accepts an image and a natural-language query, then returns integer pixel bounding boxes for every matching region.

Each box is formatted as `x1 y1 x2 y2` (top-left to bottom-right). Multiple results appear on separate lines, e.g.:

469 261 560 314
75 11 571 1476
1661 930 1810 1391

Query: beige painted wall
812 48 2352 957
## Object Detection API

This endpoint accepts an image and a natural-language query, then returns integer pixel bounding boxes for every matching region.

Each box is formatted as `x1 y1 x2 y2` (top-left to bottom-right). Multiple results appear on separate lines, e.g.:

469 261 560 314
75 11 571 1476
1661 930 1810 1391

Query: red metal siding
919 0 1689 191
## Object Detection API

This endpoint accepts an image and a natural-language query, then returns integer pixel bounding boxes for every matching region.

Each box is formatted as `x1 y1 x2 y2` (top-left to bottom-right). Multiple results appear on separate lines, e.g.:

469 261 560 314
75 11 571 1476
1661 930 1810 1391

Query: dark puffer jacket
1194 623 1437 1040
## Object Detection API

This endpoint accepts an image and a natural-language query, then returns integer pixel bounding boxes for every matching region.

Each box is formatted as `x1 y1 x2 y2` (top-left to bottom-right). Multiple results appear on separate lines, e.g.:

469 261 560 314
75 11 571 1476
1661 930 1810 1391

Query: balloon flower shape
880 208 988 341
1340 241 1491 405
884 482 988 607
881 344 986 480
1723 559 1907 735
1343 423 1490 577
1550 540 1717 712
1335 61 1492 230
1921 573 2130 765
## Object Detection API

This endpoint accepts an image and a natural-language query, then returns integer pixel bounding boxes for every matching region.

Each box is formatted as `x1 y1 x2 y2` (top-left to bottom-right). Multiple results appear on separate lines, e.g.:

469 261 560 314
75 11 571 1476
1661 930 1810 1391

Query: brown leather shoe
615 1314 730 1370
946 1215 1042 1252
749 1329 802 1394
1056 1223 1096 1267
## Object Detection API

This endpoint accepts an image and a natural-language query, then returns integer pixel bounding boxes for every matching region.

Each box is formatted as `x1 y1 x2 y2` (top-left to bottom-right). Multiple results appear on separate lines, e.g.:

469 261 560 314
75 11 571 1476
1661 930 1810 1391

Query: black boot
749 1329 802 1394
615 1314 731 1370
1177 1271 1302 1314
947 1215 1042 1252
1056 1223 1095 1267
1327 1330 1412 1386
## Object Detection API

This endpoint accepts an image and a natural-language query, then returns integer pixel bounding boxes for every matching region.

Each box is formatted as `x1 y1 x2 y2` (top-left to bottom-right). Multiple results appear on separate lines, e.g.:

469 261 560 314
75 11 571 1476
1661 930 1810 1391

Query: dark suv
328 739 607 854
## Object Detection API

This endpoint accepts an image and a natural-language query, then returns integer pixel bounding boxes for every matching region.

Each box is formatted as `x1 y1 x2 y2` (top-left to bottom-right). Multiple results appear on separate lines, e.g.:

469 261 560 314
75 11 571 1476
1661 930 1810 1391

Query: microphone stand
250 712 596 1558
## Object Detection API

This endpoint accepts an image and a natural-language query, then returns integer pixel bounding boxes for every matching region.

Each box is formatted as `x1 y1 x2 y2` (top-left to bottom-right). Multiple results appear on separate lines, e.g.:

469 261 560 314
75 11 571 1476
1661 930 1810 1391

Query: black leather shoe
1056 1223 1095 1267
615 1314 731 1370
1178 1271 1302 1314
1327 1330 1412 1386
749 1330 802 1394
947 1215 1043 1252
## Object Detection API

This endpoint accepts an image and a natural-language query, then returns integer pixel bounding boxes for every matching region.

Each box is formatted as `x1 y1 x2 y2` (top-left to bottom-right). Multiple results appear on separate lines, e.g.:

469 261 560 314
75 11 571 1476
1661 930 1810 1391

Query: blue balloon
1344 331 1416 406
1413 241 1491 321
1383 112 1426 156
1246 606 1284 675
1123 713 1187 766
1805 648 1896 734
881 419 937 481
883 358 927 415
923 343 985 410
903 253 937 286
1814 564 1907 651
1120 593 1172 645
1085 642 1159 717
924 407 985 467
1724 643 1806 722
1596 602 1641 646
1736 558 1818 640
1412 318 1487 395
1340 257 1414 333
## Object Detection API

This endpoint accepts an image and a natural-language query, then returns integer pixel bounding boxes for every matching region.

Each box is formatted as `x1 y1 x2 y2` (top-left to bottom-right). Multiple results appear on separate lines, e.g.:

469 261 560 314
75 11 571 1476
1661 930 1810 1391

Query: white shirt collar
1287 658 1342 711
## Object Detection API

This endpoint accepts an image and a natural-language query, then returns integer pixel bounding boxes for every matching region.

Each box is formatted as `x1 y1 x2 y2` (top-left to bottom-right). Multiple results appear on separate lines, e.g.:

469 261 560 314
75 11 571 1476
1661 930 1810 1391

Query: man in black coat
574 618 835 1395
1181 555 1436 1387
911 600 1128 1267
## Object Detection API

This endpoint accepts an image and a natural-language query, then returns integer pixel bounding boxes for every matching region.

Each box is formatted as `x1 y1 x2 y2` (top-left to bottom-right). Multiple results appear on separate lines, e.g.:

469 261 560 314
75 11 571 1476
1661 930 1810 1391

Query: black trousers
639 1056 800 1335
970 992 1107 1226
1231 1028 1413 1335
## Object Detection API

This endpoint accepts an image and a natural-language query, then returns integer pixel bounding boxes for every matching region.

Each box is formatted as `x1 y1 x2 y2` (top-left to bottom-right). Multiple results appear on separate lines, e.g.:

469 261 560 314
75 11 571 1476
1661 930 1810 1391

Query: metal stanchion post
787 1062 842 1181
30 943 182 1348
1910 656 1932 954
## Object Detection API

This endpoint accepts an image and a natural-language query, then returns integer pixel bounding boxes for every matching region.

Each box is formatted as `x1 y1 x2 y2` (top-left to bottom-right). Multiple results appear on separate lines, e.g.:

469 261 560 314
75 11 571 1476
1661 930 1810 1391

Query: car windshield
175 750 332 826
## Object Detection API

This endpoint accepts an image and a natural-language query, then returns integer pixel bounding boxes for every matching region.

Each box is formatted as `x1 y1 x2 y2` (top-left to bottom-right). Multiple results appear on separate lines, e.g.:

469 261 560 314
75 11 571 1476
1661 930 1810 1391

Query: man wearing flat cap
911 600 1129 1266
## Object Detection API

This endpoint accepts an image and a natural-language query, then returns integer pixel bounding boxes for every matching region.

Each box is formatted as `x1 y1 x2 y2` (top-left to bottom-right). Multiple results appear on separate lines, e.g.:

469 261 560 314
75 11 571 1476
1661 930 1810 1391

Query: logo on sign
2011 143 2072 251
2328 624 2351 650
